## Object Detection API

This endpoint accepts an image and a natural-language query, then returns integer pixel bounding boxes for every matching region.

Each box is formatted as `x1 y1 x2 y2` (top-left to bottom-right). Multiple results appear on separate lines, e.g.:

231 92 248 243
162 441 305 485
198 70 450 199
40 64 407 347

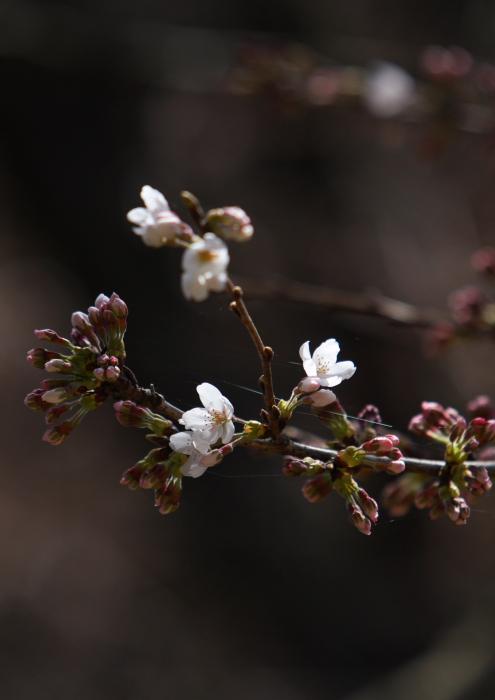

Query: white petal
221 420 235 444
182 240 204 272
191 434 213 454
319 375 343 388
203 232 226 250
303 358 317 377
299 341 311 363
127 207 153 226
331 360 356 380
140 185 169 214
181 272 209 302
169 431 194 455
197 382 224 412
181 454 208 479
206 272 227 292
313 339 340 366
141 222 177 248
180 407 211 431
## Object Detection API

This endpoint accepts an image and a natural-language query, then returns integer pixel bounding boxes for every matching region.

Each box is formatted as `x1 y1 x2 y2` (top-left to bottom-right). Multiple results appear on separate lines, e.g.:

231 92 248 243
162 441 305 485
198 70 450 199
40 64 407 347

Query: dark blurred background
2 1 495 698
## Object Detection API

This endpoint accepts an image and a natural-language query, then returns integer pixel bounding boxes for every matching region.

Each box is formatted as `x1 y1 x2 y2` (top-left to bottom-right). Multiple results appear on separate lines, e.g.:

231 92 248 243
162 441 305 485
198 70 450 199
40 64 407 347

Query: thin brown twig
236 275 444 328
226 278 280 435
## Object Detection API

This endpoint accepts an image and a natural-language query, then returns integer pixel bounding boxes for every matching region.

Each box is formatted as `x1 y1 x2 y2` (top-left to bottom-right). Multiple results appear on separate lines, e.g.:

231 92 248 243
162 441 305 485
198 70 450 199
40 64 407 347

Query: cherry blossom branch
24 187 495 533
111 377 495 476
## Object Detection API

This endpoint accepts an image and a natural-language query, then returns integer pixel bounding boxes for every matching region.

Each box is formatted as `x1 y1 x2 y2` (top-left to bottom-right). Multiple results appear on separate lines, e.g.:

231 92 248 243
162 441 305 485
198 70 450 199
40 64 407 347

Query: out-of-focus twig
237 275 443 328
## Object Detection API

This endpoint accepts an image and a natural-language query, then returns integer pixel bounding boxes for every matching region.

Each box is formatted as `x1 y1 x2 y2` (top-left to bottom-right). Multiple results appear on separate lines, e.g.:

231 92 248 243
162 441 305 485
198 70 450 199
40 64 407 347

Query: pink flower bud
386 459 406 475
467 395 494 419
105 366 120 382
347 503 371 535
204 206 254 242
305 389 336 407
93 368 105 382
296 377 321 394
357 488 379 523
95 294 110 309
44 359 72 373
42 388 68 404
34 329 72 347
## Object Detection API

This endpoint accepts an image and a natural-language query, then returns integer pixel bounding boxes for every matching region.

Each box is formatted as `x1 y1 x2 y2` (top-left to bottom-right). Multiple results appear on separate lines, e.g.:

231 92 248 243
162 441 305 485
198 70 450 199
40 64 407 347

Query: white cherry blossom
299 339 356 388
180 382 235 445
127 185 184 247
364 63 415 118
169 431 220 478
181 233 229 302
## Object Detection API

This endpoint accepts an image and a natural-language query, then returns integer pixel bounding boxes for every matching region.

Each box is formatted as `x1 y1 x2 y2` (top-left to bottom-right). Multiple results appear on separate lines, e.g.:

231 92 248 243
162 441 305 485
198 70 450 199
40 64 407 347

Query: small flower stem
226 278 280 436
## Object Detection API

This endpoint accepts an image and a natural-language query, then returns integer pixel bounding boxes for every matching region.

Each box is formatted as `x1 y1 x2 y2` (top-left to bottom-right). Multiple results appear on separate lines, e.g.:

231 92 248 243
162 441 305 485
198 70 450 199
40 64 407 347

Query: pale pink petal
140 185 169 214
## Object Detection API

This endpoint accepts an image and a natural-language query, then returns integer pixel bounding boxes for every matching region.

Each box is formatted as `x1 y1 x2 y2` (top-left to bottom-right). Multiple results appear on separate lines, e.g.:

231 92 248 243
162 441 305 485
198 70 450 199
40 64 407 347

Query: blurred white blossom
127 185 185 247
364 63 415 118
181 233 229 302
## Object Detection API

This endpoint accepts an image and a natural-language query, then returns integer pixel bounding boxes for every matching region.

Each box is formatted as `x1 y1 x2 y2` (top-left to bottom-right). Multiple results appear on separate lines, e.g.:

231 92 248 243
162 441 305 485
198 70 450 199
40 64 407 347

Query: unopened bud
204 206 254 242
44 359 72 373
42 388 68 405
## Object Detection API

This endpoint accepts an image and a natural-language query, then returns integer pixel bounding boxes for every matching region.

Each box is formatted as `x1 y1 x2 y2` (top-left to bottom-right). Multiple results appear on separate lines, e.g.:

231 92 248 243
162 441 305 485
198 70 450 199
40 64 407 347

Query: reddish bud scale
42 420 76 445
27 348 62 369
302 472 332 503
155 476 182 515
24 389 50 412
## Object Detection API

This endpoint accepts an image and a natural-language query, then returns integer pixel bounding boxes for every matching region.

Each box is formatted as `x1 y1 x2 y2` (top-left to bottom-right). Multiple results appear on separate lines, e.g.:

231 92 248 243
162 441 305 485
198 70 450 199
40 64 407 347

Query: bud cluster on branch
24 188 495 535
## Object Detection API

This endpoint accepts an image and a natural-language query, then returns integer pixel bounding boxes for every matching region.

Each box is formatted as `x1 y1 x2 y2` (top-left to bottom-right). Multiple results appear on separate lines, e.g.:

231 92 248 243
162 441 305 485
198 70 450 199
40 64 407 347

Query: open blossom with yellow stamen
299 339 356 388
179 383 235 445
181 233 229 302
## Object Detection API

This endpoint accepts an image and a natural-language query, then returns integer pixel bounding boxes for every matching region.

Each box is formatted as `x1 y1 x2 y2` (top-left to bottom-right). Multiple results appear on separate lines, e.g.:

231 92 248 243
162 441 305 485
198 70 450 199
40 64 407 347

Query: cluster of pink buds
93 355 120 383
283 454 383 535
346 488 379 536
409 402 462 441
120 447 184 515
410 401 495 453
414 481 471 525
448 286 488 330
25 293 128 445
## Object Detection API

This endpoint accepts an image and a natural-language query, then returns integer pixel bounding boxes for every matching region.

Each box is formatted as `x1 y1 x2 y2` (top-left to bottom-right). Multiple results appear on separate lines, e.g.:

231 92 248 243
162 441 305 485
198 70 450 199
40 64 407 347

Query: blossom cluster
382 401 495 525
127 186 253 302
25 293 128 445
